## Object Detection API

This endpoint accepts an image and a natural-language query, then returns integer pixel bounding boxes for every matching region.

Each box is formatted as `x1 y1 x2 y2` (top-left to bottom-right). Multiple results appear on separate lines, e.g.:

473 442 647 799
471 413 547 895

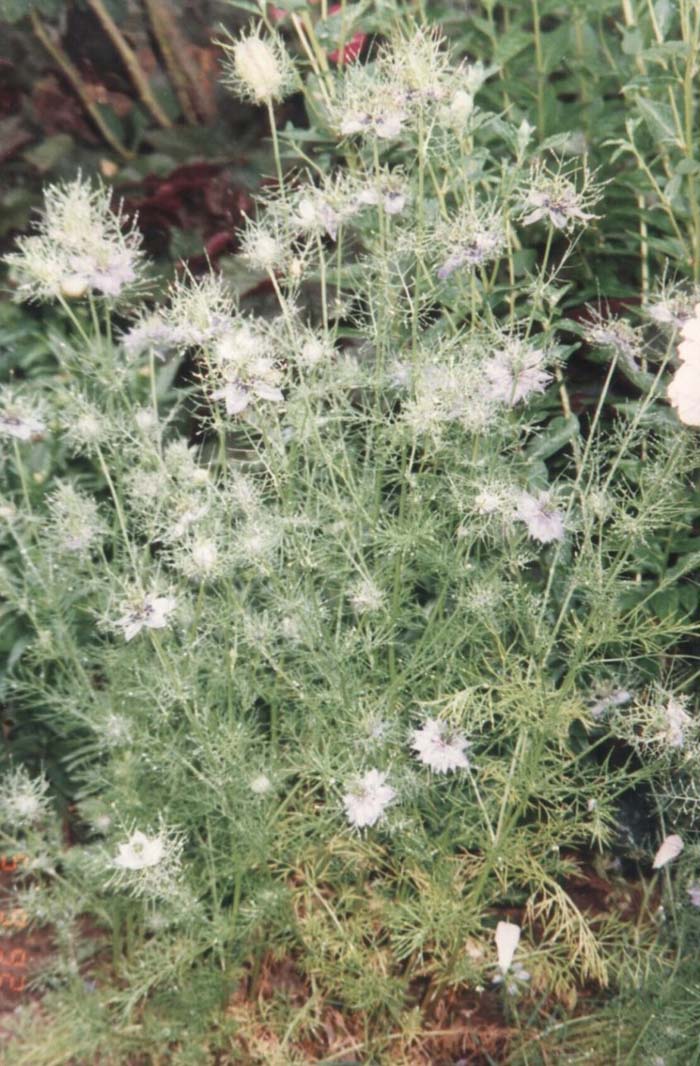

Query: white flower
340 111 372 137
677 302 700 364
588 684 632 719
116 593 176 641
515 490 565 543
0 404 45 441
662 696 692 749
652 833 684 869
668 361 700 426
687 883 700 907
292 193 340 240
583 312 643 371
484 342 551 405
349 578 385 614
114 830 165 870
522 186 593 229
374 110 406 139
383 189 407 215
102 714 131 746
343 769 396 828
250 773 272 795
0 767 51 828
48 482 103 554
214 322 268 366
447 89 474 124
212 378 282 416
492 961 531 995
122 315 181 361
168 502 209 540
437 225 505 279
411 718 471 773
520 164 598 231
495 920 521 973
61 398 107 452
473 485 508 516
299 335 332 368
190 539 218 575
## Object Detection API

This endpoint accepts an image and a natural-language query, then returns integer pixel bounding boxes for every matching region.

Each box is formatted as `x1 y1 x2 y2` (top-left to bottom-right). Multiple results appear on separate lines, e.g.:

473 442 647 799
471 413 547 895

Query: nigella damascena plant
378 27 452 104
172 536 222 583
587 681 633 720
620 691 700 759
645 281 700 330
59 392 110 455
402 361 499 438
348 577 385 615
332 57 415 141
4 176 144 303
238 215 298 277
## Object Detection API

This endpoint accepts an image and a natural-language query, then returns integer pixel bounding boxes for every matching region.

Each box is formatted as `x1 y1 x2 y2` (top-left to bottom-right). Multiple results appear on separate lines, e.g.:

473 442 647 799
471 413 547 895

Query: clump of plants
1 12 700 1065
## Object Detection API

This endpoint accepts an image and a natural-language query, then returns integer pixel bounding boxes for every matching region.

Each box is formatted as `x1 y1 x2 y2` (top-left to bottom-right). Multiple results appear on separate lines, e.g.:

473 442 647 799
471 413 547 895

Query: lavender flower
484 339 551 405
515 491 565 543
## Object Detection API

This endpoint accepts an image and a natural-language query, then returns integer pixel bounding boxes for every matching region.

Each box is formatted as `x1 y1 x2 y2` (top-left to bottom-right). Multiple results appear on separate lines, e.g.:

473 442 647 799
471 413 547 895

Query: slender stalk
266 98 285 194
531 0 546 138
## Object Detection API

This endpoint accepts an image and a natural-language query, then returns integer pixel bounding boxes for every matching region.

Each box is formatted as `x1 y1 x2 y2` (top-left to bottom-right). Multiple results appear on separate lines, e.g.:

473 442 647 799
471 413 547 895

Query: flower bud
61 275 89 299
221 30 293 105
